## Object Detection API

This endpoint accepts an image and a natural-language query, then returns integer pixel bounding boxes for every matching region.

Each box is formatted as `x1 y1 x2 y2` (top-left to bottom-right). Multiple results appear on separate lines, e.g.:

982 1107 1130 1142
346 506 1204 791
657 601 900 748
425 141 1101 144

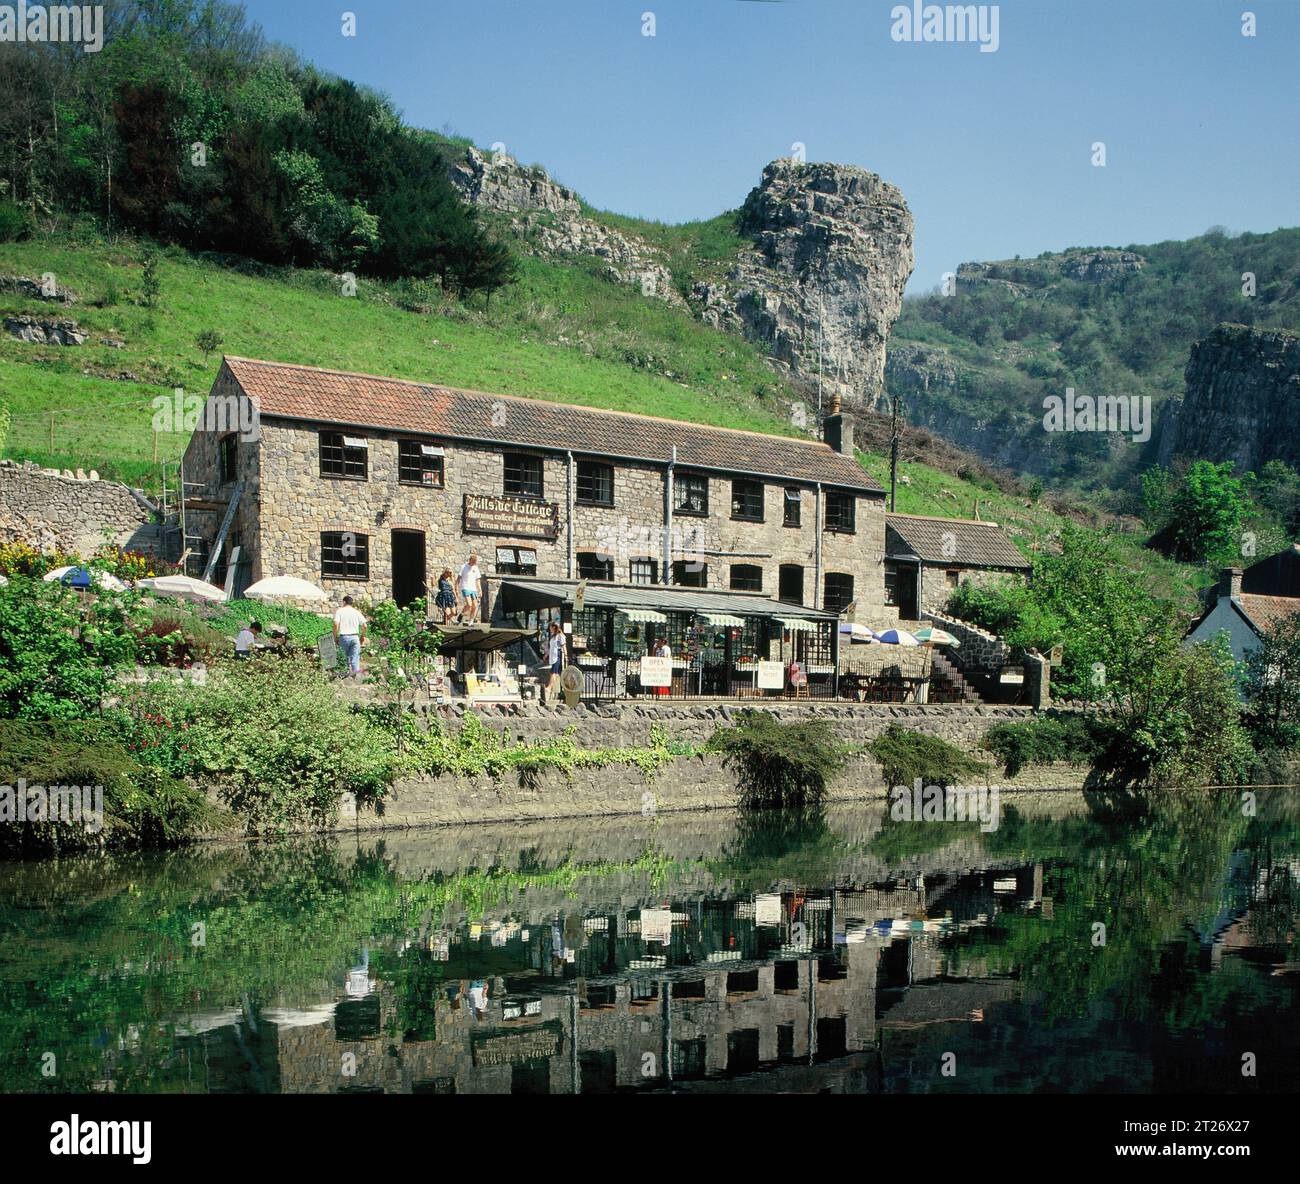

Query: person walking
434 568 457 624
457 553 482 624
543 620 567 704
333 595 367 679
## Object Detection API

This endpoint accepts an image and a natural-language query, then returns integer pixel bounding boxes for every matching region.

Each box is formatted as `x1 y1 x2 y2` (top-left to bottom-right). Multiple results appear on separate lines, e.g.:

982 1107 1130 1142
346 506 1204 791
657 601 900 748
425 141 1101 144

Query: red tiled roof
1237 593 1300 634
222 357 881 493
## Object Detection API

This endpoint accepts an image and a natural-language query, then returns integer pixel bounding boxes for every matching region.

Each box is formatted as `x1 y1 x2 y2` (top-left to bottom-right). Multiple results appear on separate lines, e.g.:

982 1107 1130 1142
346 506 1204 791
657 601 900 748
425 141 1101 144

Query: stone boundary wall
341 754 1089 832
420 698 1045 751
0 460 158 556
203 700 1089 837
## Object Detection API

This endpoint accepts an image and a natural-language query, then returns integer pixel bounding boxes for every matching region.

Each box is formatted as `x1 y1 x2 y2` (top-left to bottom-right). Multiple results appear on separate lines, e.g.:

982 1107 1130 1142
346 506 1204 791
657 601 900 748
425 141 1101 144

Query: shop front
496 579 841 701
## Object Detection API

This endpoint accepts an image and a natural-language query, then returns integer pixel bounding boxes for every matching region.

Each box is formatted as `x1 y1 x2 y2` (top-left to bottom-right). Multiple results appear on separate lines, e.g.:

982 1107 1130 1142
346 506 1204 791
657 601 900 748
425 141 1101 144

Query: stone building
179 357 887 622
884 512 1030 619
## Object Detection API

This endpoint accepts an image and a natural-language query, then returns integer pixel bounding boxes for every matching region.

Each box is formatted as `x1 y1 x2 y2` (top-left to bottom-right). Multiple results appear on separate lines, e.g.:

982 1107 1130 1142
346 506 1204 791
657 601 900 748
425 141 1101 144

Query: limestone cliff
1157 323 1300 470
701 159 915 408
447 149 916 403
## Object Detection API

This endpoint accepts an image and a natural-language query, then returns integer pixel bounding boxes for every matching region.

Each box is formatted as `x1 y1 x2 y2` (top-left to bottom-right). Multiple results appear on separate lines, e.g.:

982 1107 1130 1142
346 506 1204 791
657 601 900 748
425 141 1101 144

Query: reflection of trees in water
951 794 1300 1027
709 803 850 891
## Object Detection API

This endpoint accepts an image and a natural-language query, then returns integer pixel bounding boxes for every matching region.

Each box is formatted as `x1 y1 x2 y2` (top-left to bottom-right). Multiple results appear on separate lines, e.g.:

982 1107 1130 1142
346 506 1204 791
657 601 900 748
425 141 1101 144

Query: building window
576 460 614 507
778 564 804 605
398 440 445 487
504 453 544 499
825 491 856 533
319 432 368 481
824 573 854 613
730 564 763 592
783 487 801 528
321 531 369 581
496 546 537 576
945 569 961 590
673 560 707 588
673 472 709 517
577 551 614 581
629 558 658 585
218 434 238 484
730 479 764 522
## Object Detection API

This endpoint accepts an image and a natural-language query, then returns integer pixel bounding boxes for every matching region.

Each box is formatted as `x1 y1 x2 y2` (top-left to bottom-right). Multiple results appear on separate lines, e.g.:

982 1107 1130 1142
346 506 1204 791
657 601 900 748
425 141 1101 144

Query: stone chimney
1218 567 1243 600
822 391 854 456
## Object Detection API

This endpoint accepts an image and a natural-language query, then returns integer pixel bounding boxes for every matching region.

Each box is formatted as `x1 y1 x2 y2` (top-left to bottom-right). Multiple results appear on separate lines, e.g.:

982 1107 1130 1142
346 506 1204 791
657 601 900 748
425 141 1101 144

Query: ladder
201 479 245 584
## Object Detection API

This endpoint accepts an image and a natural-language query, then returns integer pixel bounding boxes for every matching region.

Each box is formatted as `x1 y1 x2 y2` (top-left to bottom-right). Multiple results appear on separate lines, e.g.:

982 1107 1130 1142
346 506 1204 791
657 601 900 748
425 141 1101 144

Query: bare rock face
713 159 915 408
448 147 583 218
448 147 683 306
1157 323 1300 470
5 315 88 345
956 248 1146 293
0 274 78 304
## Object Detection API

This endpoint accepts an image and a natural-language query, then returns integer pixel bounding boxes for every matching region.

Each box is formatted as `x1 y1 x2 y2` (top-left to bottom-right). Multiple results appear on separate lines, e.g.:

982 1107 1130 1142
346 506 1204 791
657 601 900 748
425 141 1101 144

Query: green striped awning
699 613 745 627
617 609 668 624
775 617 819 632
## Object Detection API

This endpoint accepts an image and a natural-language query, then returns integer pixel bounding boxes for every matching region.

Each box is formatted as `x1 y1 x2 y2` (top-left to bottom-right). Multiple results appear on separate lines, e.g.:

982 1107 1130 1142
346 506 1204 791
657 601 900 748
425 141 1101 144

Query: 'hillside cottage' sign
463 493 560 540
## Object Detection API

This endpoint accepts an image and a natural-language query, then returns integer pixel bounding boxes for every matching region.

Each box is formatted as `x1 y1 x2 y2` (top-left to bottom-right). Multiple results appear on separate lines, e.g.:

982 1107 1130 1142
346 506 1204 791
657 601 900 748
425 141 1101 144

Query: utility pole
889 391 904 512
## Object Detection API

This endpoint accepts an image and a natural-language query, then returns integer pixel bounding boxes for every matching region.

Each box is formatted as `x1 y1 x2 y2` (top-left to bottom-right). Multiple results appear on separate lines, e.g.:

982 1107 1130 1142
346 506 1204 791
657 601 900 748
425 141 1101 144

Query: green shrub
0 576 139 719
168 657 400 835
983 714 1104 775
0 199 31 242
0 719 223 853
868 725 989 789
706 711 848 809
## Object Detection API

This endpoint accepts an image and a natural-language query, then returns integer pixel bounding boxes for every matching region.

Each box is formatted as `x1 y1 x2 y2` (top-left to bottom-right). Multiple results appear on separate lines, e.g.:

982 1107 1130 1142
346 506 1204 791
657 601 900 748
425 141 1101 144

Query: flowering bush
94 545 178 582
0 540 76 578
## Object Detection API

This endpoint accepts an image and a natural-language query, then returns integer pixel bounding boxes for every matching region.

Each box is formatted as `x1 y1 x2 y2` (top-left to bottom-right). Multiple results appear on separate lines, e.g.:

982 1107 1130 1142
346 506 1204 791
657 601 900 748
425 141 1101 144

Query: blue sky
243 0 1300 293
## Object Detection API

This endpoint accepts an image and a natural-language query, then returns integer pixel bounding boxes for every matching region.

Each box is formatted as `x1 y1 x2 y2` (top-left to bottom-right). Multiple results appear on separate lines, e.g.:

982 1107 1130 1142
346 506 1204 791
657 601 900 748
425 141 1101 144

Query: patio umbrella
838 622 876 643
244 576 330 604
913 626 960 648
875 627 920 646
42 565 129 592
137 574 228 604
244 576 331 635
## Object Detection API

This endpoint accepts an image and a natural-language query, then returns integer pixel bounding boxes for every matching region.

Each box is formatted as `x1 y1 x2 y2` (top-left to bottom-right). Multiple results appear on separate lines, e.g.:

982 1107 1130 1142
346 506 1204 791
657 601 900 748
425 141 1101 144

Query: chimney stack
1218 567 1243 600
822 395 854 456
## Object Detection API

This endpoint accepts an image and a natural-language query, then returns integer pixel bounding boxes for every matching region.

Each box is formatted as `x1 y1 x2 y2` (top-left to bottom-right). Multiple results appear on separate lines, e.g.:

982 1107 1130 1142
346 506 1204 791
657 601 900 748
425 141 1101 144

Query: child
435 568 457 624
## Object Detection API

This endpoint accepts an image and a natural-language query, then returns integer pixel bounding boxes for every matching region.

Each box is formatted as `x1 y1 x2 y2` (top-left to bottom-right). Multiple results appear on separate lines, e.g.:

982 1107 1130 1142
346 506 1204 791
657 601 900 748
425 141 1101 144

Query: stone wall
921 609 1011 673
0 459 157 555
430 699 1038 752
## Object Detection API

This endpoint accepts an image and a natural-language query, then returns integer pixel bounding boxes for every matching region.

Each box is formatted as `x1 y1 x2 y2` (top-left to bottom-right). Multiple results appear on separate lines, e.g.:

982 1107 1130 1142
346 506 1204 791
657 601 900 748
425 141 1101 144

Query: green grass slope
0 230 795 488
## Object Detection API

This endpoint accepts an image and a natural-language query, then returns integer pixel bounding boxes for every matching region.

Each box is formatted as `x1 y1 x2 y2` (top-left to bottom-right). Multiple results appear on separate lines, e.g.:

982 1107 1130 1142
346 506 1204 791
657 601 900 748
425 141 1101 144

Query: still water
2 790 1299 1095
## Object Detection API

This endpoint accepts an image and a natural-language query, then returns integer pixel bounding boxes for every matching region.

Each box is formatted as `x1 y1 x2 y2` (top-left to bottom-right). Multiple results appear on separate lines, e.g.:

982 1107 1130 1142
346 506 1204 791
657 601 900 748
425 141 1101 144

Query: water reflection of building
173 869 1043 1095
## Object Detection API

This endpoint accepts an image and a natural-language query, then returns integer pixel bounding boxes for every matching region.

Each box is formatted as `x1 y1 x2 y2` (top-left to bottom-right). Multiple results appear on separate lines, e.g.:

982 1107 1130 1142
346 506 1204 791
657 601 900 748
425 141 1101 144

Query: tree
195 329 223 357
1243 612 1300 750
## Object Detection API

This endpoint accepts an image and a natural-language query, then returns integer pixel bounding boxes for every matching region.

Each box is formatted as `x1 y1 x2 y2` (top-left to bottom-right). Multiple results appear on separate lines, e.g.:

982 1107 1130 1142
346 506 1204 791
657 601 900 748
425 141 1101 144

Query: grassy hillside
0 230 797 488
